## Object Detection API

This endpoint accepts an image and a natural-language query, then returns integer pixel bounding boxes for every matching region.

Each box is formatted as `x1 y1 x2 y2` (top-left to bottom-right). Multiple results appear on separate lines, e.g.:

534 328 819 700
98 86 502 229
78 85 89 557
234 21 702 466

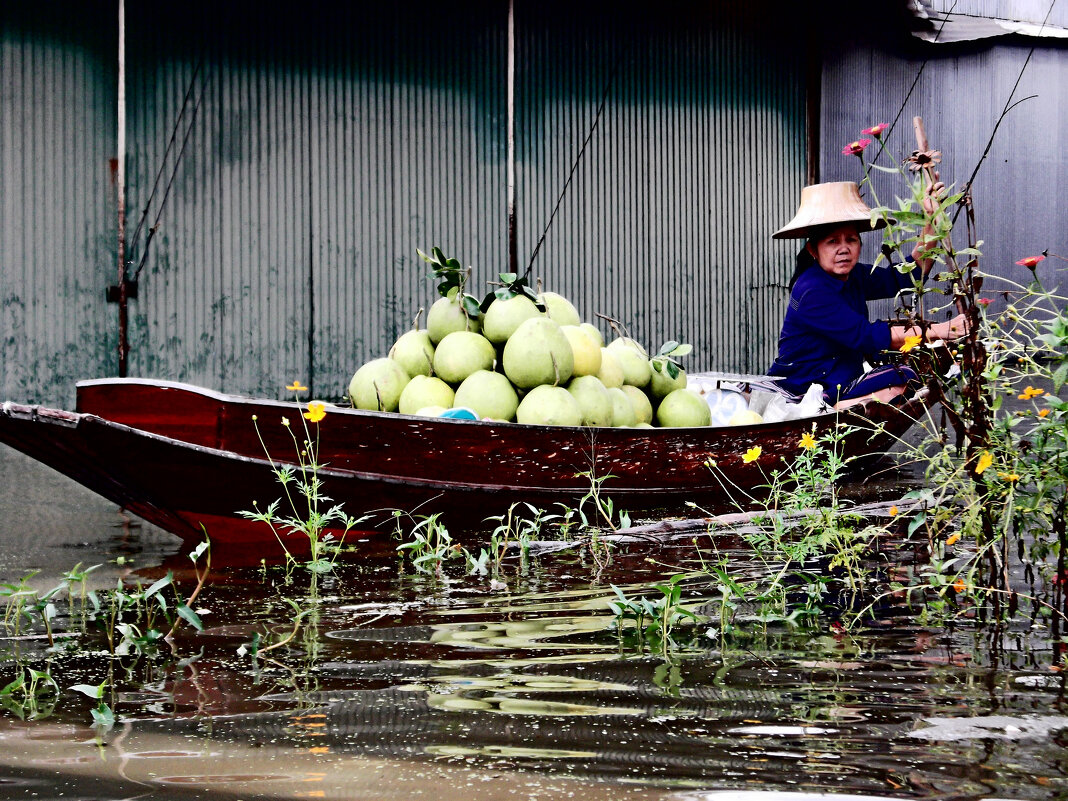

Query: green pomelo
348 358 411 412
433 331 496 385
415 405 448 417
561 325 602 377
399 375 455 415
566 375 613 427
579 322 604 347
620 384 654 425
607 336 648 357
596 348 624 389
454 370 519 421
502 317 575 389
728 409 764 426
427 296 481 344
634 422 655 429
483 294 541 344
389 329 435 377
607 387 638 427
649 362 687 399
655 388 712 428
516 385 583 426
538 291 582 327
614 345 652 388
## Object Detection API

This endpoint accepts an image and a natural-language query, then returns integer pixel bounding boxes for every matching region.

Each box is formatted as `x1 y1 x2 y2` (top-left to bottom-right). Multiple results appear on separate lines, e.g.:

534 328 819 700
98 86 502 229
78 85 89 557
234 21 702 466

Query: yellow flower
281 417 291 427
997 471 1020 483
900 334 923 353
974 451 993 475
1039 408 1051 418
889 505 898 517
1018 386 1045 400
304 401 327 423
286 381 309 393
742 446 762 464
946 532 961 546
799 432 817 450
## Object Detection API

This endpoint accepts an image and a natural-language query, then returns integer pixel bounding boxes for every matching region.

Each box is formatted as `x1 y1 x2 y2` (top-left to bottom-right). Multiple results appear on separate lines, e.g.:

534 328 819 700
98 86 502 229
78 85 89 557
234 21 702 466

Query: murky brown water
1 441 1066 801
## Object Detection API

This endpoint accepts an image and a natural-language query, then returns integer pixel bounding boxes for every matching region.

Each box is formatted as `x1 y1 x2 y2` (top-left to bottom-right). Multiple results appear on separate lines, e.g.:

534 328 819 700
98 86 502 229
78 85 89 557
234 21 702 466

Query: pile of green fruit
347 248 711 428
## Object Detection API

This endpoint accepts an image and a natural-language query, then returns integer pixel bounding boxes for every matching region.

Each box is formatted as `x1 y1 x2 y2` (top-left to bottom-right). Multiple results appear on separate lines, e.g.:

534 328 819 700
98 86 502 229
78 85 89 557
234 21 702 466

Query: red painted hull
0 379 929 549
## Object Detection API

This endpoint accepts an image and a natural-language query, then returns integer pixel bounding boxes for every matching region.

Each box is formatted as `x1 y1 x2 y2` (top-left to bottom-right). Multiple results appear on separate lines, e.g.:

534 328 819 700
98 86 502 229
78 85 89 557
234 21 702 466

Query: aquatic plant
393 511 461 575
485 502 562 573
663 122 1068 665
0 666 58 720
840 123 1068 648
69 679 114 730
241 383 366 573
609 574 702 655
0 571 44 638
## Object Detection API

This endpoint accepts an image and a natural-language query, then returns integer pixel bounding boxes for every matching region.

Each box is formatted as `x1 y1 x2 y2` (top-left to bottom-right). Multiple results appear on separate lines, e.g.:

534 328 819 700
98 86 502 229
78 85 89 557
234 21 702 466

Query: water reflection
1 443 1067 800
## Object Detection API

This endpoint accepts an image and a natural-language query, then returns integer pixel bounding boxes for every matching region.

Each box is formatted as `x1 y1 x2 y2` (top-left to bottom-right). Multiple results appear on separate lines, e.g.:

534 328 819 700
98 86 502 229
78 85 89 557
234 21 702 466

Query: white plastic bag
763 383 825 423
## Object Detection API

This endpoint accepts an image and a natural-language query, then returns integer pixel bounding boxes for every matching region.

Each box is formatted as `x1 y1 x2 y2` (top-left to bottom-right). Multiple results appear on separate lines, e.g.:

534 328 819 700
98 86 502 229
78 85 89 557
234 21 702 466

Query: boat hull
0 379 929 549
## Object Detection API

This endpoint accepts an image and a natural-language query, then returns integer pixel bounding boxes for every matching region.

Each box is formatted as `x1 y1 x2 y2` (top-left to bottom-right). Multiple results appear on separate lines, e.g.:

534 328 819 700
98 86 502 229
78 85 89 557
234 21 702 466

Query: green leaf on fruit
659 341 679 355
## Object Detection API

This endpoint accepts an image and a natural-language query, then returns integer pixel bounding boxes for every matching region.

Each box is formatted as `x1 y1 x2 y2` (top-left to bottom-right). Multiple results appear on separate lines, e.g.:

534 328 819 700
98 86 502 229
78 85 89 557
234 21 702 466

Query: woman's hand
891 312 969 348
931 313 968 341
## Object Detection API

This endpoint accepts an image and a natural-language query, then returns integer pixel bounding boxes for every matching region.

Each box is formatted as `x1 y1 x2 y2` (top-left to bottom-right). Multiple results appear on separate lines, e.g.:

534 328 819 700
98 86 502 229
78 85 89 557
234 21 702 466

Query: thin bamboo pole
507 0 517 275
117 0 129 376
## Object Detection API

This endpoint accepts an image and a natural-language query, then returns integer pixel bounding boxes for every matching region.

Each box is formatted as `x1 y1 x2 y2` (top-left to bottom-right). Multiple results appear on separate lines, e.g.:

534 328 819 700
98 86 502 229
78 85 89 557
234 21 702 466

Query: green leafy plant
241 385 365 573
418 246 482 318
0 571 43 637
478 270 543 313
485 502 562 571
0 667 59 720
609 574 702 655
393 512 460 575
69 680 115 730
650 340 693 380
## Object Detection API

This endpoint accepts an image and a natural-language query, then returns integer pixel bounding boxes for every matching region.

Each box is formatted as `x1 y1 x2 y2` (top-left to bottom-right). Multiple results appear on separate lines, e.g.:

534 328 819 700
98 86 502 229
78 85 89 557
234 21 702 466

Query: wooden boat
0 377 931 551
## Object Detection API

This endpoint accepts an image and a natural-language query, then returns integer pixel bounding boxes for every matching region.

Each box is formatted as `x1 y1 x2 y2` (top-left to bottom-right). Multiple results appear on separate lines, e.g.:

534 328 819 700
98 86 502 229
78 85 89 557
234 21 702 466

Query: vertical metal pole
117 0 129 376
506 0 517 275
804 29 820 187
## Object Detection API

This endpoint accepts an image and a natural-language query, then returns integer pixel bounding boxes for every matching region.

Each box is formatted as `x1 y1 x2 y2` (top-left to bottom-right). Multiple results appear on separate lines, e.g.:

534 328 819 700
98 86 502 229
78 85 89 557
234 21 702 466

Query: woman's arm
890 313 968 348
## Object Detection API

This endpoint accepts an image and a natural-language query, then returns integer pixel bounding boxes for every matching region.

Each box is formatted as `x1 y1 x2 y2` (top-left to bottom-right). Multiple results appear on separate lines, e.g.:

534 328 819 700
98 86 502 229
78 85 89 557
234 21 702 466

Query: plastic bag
763 383 825 423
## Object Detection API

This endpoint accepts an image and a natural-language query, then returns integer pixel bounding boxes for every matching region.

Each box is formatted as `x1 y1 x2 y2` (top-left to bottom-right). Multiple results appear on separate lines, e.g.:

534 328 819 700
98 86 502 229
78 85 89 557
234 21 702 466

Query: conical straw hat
773 181 887 240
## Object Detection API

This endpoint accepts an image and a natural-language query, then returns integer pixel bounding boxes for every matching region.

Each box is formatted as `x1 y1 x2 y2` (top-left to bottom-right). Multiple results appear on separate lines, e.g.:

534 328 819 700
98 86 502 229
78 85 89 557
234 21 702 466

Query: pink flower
862 123 888 137
842 139 872 156
977 298 992 306
1016 255 1046 269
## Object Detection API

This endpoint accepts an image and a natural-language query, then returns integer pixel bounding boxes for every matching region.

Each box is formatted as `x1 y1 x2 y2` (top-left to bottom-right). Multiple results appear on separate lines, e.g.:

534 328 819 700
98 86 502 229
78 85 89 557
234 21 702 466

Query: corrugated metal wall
514 5 808 378
2 1 810 406
819 7 1068 320
0 5 117 405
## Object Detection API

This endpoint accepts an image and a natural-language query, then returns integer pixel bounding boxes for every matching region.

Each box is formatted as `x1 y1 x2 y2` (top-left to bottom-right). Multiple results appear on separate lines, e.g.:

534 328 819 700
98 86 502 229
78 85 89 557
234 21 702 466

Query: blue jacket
768 261 921 397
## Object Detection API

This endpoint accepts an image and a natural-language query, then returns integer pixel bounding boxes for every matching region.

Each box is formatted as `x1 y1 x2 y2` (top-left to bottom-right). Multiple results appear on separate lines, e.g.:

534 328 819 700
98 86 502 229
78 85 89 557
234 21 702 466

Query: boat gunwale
5 400 725 498
74 376 852 440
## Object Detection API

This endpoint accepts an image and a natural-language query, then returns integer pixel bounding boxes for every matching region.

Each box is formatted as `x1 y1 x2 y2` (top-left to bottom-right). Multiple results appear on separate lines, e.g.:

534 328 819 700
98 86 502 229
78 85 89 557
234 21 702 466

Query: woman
768 181 967 407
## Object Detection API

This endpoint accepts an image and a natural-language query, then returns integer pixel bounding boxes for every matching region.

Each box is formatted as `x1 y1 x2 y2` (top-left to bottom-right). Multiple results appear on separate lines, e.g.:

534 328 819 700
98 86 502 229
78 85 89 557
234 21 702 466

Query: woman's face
807 224 862 281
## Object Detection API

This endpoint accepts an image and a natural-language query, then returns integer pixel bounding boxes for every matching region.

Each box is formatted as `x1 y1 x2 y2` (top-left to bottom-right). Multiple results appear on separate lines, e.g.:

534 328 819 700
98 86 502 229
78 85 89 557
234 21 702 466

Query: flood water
1 440 1066 801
